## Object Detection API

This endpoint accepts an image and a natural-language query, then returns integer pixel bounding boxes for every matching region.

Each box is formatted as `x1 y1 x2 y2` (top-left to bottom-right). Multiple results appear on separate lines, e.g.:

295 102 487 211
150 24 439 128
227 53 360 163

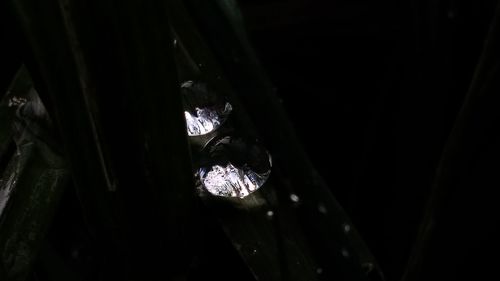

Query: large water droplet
181 81 232 136
198 136 271 198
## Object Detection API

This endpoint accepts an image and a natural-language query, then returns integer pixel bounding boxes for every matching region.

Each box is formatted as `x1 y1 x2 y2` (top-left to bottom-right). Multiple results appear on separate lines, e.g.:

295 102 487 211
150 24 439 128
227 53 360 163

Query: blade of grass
402 2 500 280
179 0 382 280
168 2 321 280
12 1 197 279
0 68 69 281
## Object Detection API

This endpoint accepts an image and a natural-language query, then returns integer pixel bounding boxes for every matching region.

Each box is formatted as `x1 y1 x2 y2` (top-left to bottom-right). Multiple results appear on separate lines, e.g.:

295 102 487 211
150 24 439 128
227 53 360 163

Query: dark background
2 1 500 280
237 0 498 280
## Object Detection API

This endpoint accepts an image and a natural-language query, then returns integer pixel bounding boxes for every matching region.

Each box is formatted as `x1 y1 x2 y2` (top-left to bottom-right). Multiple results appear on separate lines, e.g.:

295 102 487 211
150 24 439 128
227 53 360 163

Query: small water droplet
290 193 300 203
173 38 178 47
181 81 232 136
266 210 274 217
317 203 327 214
316 268 323 274
341 248 350 258
343 223 351 233
198 136 272 198
252 249 258 255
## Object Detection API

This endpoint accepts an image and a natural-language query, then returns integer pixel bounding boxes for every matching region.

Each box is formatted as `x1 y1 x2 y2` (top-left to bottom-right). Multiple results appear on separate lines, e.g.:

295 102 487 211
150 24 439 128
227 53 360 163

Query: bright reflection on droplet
200 163 268 197
343 223 351 233
290 193 300 203
198 136 272 198
184 103 232 136
266 210 274 217
181 81 232 136
8 96 27 107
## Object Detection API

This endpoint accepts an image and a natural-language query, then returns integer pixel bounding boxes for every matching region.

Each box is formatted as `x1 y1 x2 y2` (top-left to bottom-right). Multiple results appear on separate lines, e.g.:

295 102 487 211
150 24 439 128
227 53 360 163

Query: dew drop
266 210 274 217
198 136 272 198
343 223 351 233
290 193 300 203
181 81 232 136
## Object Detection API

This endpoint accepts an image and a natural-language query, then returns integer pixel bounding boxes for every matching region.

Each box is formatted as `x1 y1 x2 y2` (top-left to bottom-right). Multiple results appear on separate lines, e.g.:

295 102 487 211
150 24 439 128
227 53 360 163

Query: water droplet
317 203 327 214
343 223 351 233
266 210 274 217
198 136 272 198
290 193 300 203
181 81 232 136
316 268 323 274
341 248 350 258
173 38 178 47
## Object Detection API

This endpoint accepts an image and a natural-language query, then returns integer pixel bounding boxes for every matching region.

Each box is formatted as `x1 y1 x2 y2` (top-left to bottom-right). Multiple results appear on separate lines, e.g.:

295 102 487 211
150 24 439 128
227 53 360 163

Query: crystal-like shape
184 102 232 136
181 81 232 136
198 136 271 198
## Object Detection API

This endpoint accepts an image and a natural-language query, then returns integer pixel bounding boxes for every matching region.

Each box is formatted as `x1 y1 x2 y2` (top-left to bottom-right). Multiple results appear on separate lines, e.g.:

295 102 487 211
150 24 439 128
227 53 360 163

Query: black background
239 0 498 280
2 1 500 280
